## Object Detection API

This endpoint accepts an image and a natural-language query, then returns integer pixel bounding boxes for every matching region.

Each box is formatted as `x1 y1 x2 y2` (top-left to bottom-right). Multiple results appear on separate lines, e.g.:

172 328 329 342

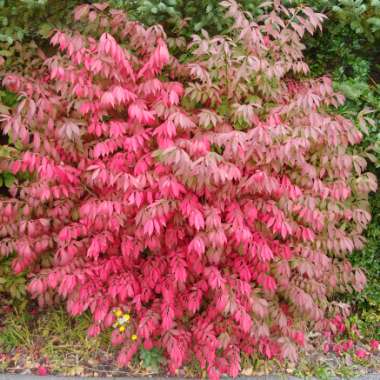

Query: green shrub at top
317 0 380 41
119 0 261 37
0 0 85 65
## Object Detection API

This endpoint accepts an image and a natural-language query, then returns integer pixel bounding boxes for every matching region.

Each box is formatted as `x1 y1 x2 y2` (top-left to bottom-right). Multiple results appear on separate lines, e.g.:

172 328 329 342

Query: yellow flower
114 309 123 317
131 334 138 341
123 313 130 322
119 325 126 332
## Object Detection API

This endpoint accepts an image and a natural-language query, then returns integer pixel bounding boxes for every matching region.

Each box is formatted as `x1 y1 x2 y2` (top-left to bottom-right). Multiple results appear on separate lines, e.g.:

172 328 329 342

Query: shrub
346 190 380 340
0 0 138 70
0 91 27 306
0 0 84 67
317 0 380 42
302 0 380 328
0 1 377 379
121 0 262 37
353 191 380 307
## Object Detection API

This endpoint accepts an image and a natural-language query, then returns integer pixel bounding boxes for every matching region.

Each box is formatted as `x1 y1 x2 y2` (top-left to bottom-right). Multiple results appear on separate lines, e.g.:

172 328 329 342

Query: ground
0 305 379 379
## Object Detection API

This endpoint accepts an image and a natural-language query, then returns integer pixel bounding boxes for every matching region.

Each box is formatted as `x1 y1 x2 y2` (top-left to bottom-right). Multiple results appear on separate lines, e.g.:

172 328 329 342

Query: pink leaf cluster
0 2 376 379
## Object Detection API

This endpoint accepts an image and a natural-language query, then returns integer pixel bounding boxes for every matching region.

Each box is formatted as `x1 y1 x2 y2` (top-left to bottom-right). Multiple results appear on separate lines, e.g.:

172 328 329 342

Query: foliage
346 191 380 340
120 0 262 37
112 0 380 172
303 0 380 330
349 190 380 309
0 88 27 306
0 255 27 304
307 0 380 42
0 171 15 188
302 0 380 158
0 1 378 379
81 0 380 170
139 347 165 371
0 0 84 65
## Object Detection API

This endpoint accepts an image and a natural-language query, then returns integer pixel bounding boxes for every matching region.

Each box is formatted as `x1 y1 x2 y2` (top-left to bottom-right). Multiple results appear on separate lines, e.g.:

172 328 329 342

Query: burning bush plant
0 1 376 378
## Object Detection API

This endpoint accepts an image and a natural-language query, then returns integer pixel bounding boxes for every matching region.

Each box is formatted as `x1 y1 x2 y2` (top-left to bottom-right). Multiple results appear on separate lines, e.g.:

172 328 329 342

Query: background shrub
0 0 84 65
119 0 261 37
345 191 380 340
303 1 380 332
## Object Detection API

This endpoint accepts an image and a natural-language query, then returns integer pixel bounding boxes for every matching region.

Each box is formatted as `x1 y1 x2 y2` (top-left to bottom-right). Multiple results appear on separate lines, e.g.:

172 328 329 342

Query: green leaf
3 172 15 188
157 2 167 11
367 17 380 31
1 90 19 106
335 80 368 100
0 146 13 158
139 347 165 371
194 22 203 31
0 49 12 57
38 22 54 38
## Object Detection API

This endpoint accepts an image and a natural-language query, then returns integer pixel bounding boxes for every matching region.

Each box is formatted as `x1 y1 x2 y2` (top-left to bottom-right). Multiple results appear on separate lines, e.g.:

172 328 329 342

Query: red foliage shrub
0 1 376 378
